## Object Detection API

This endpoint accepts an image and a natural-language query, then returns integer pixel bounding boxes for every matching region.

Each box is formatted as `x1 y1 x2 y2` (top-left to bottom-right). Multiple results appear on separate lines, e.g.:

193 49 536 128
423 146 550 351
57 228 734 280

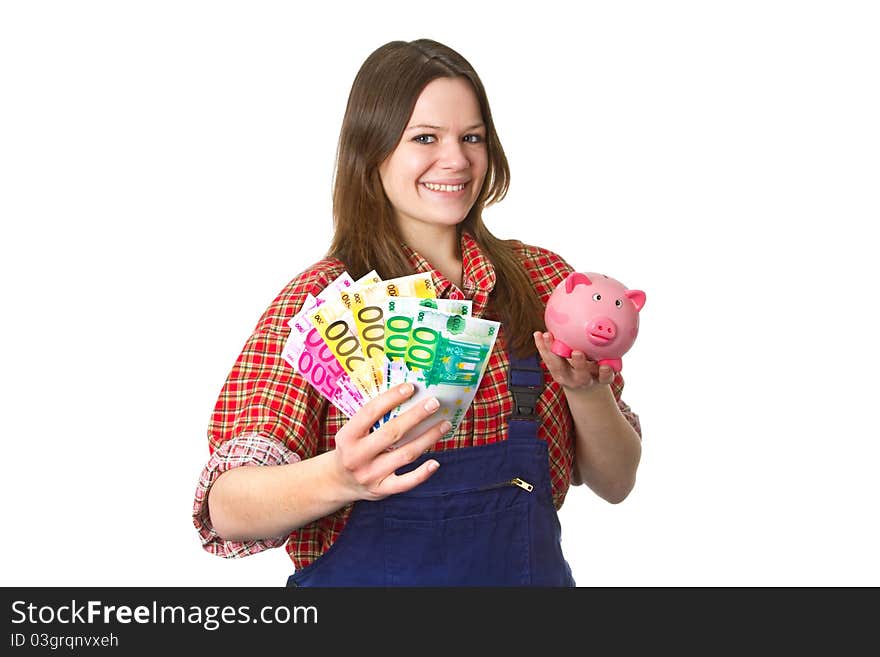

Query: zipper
403 476 535 498
478 477 534 493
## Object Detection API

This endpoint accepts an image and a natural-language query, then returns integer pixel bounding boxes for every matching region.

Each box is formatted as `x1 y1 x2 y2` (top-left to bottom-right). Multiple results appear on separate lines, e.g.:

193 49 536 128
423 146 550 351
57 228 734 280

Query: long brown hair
328 39 545 357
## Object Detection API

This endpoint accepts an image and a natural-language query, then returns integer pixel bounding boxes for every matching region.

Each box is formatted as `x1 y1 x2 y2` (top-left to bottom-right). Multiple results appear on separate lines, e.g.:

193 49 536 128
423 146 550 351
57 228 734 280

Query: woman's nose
437 138 469 169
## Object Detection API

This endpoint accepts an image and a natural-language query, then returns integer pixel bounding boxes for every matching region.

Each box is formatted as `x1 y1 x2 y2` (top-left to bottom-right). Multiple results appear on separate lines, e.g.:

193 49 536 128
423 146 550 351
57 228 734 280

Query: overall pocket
384 485 532 586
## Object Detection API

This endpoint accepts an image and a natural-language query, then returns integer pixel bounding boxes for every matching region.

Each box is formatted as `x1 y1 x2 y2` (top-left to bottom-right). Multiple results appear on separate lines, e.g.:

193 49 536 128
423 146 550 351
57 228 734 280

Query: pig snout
586 317 617 346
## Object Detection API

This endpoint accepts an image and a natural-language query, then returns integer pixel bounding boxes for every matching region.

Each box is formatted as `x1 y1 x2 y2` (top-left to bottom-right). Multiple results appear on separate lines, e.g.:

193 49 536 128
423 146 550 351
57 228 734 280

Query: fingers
534 331 613 387
570 351 599 377
534 331 570 379
373 419 451 496
366 393 446 453
597 364 615 385
533 330 555 361
339 383 416 440
378 459 440 497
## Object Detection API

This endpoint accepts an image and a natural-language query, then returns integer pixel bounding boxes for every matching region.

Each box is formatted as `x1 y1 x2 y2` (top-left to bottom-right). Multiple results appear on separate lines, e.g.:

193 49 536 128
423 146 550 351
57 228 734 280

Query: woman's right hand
332 383 449 502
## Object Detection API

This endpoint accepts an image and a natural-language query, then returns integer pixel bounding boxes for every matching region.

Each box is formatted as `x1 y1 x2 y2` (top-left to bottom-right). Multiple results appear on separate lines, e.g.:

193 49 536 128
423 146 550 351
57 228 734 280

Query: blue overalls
286 353 575 586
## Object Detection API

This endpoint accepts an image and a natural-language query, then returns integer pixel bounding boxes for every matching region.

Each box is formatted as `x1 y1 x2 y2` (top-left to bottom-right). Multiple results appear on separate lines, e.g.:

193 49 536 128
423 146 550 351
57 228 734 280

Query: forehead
409 77 483 126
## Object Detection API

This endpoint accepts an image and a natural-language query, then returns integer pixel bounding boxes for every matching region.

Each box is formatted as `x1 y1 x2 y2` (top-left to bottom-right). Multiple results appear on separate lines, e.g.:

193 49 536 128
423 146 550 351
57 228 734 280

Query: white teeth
423 182 465 192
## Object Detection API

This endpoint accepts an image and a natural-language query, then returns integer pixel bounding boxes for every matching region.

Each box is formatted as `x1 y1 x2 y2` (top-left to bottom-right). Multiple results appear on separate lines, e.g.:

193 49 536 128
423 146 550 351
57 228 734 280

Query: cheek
382 157 419 197
471 149 489 181
385 148 428 179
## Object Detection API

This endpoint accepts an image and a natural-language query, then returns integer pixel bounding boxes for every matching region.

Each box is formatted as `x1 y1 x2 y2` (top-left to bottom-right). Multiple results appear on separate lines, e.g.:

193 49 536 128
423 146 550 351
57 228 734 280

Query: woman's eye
413 134 436 144
463 134 484 144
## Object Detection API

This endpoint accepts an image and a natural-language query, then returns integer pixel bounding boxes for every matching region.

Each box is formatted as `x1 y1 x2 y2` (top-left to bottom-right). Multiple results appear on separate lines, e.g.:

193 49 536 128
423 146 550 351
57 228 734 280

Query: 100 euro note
383 303 498 448
350 293 473 426
381 296 473 397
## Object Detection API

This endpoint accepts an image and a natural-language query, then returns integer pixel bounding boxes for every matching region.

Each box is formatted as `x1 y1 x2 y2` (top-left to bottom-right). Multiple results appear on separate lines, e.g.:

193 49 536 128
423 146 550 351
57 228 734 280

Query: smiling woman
193 38 642 587
328 40 544 357
378 77 489 285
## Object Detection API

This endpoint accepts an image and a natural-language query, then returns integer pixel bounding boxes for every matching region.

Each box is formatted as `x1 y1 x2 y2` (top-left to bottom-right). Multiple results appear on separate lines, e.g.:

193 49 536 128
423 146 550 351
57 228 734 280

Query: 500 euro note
383 304 497 448
282 294 365 417
310 272 384 399
280 272 377 417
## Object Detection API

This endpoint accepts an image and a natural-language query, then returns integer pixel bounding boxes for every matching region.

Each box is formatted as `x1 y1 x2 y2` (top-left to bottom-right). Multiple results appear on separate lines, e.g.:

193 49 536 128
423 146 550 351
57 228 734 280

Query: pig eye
615 299 623 308
592 293 601 301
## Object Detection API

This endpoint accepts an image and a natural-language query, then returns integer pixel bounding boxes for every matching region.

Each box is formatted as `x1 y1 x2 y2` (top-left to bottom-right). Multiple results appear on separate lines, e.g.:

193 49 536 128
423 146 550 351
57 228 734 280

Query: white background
2 1 877 587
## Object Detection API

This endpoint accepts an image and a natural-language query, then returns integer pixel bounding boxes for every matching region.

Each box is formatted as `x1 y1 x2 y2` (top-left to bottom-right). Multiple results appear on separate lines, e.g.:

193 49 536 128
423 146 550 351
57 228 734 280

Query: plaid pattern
193 232 641 567
193 433 300 557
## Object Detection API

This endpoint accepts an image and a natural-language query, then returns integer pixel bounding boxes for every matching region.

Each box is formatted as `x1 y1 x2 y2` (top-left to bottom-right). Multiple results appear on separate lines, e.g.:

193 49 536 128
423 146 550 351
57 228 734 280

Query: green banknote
382 304 498 448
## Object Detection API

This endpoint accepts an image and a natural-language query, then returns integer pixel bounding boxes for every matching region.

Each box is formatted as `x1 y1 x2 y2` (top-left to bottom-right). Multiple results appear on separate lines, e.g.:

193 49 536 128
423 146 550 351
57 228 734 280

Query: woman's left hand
533 331 614 392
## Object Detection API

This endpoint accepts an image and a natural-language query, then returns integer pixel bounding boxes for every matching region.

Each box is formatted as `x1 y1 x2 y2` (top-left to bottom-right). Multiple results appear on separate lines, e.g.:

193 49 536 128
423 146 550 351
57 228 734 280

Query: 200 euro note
383 304 499 448
352 269 382 289
310 273 386 399
349 273 436 392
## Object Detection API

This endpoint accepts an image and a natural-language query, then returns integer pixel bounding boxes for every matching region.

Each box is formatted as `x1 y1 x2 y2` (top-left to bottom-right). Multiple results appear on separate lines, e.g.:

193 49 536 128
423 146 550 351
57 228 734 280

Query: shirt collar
401 231 496 309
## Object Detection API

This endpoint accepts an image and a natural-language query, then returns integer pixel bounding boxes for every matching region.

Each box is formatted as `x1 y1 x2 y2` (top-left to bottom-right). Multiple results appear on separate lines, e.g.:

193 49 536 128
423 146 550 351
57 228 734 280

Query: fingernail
424 397 440 412
440 420 452 433
399 383 414 395
427 460 440 472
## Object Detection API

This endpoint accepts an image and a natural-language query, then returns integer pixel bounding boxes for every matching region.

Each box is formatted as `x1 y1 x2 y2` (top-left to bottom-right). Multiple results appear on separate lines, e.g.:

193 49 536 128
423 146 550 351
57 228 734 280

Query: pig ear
625 289 646 311
564 272 593 293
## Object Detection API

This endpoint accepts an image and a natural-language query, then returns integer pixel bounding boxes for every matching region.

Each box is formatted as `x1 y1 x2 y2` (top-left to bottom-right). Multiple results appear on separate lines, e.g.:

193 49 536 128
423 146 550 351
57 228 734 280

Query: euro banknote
309 273 384 398
281 269 492 444
281 273 368 416
349 273 435 388
382 304 499 448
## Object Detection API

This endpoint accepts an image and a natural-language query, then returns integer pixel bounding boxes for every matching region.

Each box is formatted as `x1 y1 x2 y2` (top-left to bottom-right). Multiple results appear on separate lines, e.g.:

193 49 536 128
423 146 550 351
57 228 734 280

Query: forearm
207 450 352 542
565 384 642 503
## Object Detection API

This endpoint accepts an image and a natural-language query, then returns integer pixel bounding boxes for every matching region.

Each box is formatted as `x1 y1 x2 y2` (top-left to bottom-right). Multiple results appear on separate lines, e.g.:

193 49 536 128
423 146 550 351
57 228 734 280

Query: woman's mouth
421 181 468 195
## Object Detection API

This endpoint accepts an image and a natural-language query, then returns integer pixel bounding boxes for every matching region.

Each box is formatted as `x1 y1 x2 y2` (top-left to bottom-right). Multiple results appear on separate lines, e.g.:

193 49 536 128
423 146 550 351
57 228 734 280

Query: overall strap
508 351 543 440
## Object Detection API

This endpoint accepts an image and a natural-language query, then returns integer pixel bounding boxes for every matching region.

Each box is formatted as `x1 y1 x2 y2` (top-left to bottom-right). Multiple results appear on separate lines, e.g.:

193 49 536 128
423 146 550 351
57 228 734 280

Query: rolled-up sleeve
194 265 341 558
192 433 301 558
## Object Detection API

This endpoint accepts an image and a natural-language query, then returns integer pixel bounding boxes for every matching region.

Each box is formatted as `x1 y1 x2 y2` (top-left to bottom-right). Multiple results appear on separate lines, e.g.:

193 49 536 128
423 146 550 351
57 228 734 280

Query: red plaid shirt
193 232 641 568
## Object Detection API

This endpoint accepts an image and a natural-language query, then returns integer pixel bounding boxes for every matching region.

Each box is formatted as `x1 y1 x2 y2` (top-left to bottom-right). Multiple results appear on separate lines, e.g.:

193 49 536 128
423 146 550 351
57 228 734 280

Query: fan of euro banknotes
281 271 500 449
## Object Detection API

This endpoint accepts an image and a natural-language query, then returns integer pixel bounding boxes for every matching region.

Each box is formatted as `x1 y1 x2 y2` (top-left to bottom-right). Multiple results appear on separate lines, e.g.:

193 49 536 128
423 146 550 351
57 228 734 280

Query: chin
433 215 469 228
428 206 476 226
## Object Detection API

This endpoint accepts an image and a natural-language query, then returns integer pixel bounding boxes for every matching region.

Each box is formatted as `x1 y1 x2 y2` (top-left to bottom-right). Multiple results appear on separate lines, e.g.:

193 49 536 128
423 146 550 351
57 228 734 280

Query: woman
192 39 642 586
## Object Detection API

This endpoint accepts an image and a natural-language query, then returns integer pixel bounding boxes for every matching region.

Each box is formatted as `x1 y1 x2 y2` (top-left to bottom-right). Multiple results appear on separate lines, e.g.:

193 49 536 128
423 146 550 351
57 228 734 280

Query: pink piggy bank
544 272 646 373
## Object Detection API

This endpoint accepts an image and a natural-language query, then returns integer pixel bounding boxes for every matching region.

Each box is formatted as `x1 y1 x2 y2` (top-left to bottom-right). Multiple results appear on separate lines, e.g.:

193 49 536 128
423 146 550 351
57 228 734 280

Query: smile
422 182 467 192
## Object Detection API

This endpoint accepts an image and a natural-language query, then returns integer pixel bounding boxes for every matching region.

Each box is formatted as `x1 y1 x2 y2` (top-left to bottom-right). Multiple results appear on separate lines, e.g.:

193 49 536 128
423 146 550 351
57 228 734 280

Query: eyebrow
405 123 485 132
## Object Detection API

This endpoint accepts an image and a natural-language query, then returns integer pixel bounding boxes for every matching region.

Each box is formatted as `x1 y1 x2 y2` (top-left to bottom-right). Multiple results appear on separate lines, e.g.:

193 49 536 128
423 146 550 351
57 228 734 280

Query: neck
398 221 462 288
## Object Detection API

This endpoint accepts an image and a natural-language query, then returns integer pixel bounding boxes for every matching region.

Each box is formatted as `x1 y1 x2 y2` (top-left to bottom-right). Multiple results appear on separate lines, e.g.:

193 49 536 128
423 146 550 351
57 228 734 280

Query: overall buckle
508 359 544 420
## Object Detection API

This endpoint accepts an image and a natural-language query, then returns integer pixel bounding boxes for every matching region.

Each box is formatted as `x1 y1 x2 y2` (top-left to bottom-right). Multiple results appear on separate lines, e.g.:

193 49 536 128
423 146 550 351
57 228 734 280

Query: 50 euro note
383 304 498 449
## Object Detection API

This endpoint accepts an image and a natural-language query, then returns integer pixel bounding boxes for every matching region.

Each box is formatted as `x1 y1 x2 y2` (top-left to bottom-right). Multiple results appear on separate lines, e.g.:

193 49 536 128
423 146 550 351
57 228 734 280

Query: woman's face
379 77 488 233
